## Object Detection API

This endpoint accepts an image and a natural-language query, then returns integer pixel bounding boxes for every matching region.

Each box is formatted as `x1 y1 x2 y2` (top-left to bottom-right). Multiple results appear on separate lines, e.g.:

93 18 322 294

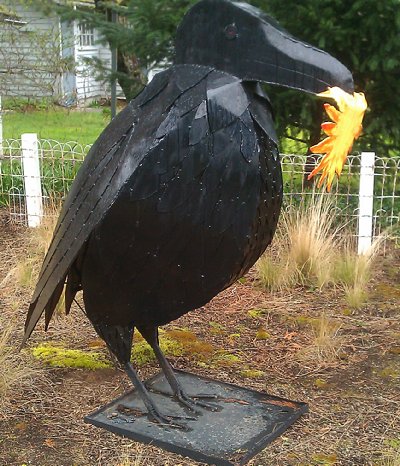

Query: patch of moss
314 378 329 389
256 326 271 340
166 329 214 357
131 339 155 366
240 369 265 379
213 352 242 366
353 319 368 328
209 322 225 335
341 308 352 316
247 308 266 319
187 340 215 357
378 366 400 379
294 315 320 328
159 336 185 357
374 283 400 300
32 344 111 370
165 328 197 342
196 361 210 369
337 352 349 362
15 422 28 432
389 347 400 355
131 329 214 366
87 338 106 349
311 453 338 465
131 335 185 366
384 438 400 449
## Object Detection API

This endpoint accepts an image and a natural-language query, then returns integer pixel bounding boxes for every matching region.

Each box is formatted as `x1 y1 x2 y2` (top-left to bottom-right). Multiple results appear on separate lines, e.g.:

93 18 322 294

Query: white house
0 0 117 103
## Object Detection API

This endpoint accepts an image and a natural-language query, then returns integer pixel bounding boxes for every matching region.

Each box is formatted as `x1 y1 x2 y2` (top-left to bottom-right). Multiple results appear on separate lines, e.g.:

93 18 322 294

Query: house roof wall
0 0 61 98
0 0 59 31
0 0 116 101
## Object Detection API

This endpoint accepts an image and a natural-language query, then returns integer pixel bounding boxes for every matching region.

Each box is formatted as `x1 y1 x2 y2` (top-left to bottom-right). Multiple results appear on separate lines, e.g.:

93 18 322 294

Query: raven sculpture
23 0 359 425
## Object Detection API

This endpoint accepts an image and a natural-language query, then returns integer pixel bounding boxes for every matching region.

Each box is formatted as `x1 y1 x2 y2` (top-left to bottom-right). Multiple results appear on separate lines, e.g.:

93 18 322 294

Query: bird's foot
147 406 195 430
146 384 220 413
175 389 221 413
117 403 194 429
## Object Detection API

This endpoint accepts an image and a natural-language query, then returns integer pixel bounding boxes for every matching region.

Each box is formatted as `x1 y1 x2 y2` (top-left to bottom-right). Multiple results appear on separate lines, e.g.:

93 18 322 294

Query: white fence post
358 151 375 255
21 133 43 227
0 96 3 158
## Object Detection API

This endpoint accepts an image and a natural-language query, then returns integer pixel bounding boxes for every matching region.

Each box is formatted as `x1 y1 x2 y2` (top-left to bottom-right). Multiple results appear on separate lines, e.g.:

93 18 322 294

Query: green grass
0 108 107 206
3 108 108 145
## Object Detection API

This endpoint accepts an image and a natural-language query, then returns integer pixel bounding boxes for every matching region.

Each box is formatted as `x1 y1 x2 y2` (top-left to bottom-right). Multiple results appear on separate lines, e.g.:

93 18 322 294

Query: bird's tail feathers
64 267 82 315
44 280 65 330
19 296 41 350
20 276 67 350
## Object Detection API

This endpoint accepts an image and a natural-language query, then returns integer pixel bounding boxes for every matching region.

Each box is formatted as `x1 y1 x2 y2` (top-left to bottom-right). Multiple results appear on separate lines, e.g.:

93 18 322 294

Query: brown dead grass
282 194 339 288
0 320 39 417
2 205 58 291
334 236 385 309
297 314 344 364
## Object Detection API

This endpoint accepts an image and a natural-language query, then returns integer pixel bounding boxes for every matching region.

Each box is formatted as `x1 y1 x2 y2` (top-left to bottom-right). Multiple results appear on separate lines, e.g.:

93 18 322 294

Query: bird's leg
92 321 192 427
138 326 219 413
123 361 195 427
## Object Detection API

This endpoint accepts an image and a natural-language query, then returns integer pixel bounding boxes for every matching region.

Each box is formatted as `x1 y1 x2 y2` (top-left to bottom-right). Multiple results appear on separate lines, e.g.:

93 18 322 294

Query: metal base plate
85 370 308 466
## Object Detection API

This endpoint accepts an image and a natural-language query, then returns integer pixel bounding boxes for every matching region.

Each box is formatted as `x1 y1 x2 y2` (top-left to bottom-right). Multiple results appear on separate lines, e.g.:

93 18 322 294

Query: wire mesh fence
0 137 399 242
281 153 399 243
0 138 91 223
0 138 25 223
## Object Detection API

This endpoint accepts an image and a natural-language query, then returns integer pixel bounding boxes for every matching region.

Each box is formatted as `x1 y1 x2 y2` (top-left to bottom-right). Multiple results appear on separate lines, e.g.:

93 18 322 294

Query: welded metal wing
23 65 214 343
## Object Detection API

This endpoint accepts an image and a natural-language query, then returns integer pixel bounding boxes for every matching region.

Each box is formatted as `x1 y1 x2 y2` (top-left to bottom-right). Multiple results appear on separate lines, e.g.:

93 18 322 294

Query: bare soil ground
0 213 399 466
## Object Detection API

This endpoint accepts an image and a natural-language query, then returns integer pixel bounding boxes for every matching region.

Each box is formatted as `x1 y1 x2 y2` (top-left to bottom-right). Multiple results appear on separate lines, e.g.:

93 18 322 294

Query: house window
78 22 95 47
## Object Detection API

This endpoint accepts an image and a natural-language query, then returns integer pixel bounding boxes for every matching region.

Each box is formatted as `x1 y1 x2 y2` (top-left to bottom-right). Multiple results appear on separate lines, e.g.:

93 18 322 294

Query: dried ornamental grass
0 320 39 415
257 193 340 290
282 194 339 287
334 235 384 309
1 203 64 311
297 314 344 365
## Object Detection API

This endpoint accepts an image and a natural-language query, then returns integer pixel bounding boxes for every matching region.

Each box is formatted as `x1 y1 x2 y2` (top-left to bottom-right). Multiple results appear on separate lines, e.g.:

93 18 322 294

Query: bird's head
175 0 367 191
175 0 354 94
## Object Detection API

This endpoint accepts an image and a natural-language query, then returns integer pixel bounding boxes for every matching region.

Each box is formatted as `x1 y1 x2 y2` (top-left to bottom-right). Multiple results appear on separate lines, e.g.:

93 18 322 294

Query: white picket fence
0 134 399 253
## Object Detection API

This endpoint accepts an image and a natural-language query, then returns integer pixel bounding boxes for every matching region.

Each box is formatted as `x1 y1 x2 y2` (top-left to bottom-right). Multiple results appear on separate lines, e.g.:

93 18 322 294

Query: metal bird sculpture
22 0 364 426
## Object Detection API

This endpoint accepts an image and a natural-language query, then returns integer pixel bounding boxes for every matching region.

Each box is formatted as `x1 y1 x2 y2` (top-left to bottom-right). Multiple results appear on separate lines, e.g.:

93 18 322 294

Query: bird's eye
224 23 238 40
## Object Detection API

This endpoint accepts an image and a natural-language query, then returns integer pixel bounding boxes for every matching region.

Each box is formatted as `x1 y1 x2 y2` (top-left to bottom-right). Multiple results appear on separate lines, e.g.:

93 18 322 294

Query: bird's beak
242 14 354 95
242 12 354 94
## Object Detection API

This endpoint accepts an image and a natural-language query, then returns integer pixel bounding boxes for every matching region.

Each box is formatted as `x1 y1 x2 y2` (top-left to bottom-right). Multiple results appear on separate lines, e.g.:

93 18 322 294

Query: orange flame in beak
308 87 367 191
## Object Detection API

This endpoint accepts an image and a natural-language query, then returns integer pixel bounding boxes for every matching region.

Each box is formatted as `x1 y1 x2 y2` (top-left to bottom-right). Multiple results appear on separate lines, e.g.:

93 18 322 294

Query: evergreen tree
254 0 400 159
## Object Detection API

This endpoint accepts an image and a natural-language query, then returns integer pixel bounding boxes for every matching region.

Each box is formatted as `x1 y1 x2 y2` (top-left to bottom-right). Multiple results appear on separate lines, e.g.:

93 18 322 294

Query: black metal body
23 0 354 431
80 67 283 359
